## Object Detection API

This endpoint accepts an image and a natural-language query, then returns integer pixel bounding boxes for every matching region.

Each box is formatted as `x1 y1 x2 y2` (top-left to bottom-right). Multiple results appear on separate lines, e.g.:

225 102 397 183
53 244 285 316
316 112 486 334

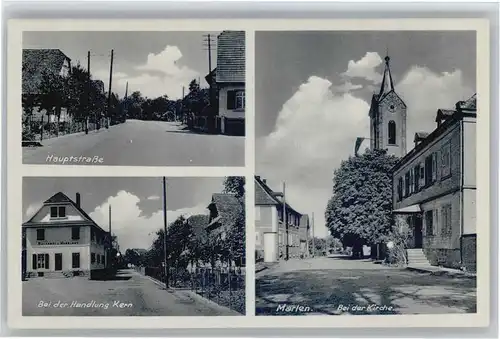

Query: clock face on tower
388 104 396 112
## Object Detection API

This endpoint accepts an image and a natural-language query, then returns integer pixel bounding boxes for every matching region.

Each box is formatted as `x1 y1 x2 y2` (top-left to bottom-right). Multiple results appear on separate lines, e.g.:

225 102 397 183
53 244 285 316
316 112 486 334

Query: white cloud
332 81 363 93
397 66 474 151
147 195 160 201
342 52 383 83
24 201 43 221
89 191 207 251
258 65 473 239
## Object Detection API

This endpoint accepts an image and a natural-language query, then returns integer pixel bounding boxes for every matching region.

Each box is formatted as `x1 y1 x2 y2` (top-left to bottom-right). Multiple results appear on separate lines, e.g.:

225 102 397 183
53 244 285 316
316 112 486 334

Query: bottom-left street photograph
21 176 246 316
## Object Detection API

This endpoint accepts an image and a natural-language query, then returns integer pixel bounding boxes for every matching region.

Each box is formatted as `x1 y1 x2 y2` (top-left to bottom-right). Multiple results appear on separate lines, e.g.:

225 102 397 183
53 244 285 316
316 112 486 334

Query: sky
23 177 226 251
23 31 221 99
255 31 476 238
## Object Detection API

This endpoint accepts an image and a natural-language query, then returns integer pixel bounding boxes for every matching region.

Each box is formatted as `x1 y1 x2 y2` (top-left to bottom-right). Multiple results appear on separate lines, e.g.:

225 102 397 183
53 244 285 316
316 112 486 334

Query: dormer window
50 206 66 219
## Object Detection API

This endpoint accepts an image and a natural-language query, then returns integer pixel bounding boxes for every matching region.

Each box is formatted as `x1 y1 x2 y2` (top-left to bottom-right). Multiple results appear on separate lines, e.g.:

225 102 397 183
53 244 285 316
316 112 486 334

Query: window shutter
45 253 50 269
432 210 437 236
32 254 37 269
227 90 236 109
432 153 437 182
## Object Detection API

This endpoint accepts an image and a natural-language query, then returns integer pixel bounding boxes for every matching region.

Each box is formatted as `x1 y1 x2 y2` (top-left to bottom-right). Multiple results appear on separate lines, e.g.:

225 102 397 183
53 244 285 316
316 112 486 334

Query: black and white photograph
254 31 477 316
21 31 245 166
22 176 246 316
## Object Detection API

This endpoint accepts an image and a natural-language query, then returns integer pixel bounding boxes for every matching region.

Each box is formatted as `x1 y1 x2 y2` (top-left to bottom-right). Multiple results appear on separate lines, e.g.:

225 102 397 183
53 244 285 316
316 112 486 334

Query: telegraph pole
203 34 216 132
311 212 315 257
283 182 288 261
108 205 112 268
163 177 169 288
106 49 114 129
86 51 90 134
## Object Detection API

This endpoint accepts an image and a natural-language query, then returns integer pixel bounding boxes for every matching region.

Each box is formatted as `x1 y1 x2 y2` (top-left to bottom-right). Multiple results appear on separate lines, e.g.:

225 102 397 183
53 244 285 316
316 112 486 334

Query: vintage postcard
6 18 490 330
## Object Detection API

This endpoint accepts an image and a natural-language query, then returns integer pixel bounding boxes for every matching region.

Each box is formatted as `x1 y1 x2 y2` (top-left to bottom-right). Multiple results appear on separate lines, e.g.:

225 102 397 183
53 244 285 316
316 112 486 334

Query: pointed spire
124 81 128 98
378 53 395 98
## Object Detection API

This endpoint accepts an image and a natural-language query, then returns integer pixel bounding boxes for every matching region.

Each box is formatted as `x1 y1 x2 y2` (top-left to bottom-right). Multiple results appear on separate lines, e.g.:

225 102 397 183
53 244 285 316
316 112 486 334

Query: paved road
23 269 239 316
256 256 476 316
23 120 244 167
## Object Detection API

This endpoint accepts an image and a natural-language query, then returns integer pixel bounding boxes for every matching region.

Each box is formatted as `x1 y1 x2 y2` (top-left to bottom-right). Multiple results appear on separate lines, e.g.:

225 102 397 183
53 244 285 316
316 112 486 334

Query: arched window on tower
388 120 396 145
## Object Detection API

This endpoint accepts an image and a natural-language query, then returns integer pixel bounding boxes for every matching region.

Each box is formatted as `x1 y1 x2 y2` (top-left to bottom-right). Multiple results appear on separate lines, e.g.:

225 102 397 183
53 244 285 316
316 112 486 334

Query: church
369 55 477 272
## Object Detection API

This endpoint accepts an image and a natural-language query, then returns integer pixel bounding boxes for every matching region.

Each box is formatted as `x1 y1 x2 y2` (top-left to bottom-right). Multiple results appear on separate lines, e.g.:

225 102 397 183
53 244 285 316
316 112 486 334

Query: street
256 256 476 316
23 269 240 316
23 120 244 167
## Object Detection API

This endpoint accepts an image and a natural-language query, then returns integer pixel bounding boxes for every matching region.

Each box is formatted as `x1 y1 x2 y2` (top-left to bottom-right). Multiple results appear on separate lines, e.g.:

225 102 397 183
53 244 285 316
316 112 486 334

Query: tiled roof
187 214 210 242
207 193 241 230
22 49 70 95
460 93 477 110
25 192 107 234
255 176 279 205
216 31 245 83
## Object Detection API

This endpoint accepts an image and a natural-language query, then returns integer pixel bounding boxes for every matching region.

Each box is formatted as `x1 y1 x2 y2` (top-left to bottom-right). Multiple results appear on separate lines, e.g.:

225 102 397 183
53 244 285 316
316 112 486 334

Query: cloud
342 52 383 83
24 201 43 221
147 195 160 201
332 81 363 93
89 191 207 251
257 65 473 239
91 45 199 99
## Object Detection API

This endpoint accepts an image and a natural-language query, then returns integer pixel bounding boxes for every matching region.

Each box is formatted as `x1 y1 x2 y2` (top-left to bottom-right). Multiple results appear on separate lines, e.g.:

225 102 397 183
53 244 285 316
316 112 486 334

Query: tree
222 176 246 199
325 148 399 258
38 70 69 135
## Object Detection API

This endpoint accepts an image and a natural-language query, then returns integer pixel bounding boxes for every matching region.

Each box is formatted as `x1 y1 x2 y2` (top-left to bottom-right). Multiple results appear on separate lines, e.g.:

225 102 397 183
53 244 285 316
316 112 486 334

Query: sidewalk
407 264 476 279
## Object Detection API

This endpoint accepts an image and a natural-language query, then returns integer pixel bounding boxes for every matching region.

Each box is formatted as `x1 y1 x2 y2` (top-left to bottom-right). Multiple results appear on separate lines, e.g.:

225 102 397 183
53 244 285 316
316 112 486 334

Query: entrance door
414 215 423 248
55 253 62 271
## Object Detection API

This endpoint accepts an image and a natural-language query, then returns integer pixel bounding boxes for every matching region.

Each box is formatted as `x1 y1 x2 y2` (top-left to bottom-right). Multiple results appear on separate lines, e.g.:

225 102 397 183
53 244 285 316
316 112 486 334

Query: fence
142 266 245 314
22 115 114 142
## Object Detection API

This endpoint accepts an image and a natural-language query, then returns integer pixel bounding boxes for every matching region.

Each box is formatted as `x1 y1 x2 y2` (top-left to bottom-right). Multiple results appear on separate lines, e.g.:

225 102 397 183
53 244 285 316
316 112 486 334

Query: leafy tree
38 70 69 133
222 176 246 199
325 148 398 258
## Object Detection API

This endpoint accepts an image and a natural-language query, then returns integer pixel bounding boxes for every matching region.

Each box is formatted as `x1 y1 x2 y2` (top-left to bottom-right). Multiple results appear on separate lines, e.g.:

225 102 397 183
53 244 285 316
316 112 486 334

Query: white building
22 192 110 279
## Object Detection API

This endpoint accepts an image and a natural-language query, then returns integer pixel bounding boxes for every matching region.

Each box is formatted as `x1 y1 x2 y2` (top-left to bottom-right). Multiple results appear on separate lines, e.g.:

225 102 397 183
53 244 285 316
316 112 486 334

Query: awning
393 204 421 213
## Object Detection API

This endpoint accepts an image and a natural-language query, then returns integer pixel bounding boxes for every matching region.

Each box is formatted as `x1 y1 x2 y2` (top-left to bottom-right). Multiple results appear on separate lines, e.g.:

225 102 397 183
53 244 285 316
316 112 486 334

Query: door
55 253 62 271
414 215 423 248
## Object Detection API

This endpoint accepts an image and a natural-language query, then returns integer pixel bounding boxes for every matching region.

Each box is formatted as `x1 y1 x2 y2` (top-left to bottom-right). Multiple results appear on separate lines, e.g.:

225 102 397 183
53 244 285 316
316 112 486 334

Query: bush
255 250 264 262
384 224 412 266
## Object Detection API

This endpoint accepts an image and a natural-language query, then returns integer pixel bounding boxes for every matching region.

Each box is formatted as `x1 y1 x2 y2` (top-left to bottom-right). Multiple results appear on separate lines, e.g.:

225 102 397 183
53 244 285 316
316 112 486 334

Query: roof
215 31 245 83
254 176 302 215
460 93 477 110
22 49 70 95
24 192 107 233
414 132 430 142
207 193 241 230
186 214 210 243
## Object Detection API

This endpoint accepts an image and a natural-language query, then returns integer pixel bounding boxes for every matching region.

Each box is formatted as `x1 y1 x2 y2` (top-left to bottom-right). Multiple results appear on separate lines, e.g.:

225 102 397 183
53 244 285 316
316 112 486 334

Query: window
71 227 80 240
432 153 438 182
72 253 80 268
226 90 245 110
413 165 420 192
388 120 396 145
91 253 96 264
36 229 45 241
97 254 100 264
255 207 261 221
441 204 452 236
397 177 403 201
409 170 414 195
33 253 49 269
50 206 66 219
441 142 451 178
404 172 410 197
425 210 434 236
425 155 433 186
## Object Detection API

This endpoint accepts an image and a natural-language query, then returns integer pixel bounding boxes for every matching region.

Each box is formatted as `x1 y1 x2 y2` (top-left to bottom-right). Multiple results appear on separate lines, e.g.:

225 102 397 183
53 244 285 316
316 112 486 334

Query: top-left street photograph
21 31 245 167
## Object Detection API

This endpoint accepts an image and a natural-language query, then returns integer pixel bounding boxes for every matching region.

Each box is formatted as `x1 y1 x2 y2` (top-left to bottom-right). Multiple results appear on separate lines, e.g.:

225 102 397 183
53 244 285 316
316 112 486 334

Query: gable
27 203 89 224
379 90 407 110
22 49 69 95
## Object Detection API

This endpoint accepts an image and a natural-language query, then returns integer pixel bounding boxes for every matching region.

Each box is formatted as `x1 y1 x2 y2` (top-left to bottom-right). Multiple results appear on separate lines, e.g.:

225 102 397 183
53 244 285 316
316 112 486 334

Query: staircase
406 248 432 266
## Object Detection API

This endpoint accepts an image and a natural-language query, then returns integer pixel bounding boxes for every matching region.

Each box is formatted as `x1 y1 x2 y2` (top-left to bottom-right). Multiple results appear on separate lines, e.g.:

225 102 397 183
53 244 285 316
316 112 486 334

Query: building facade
22 192 110 279
255 176 309 263
391 94 476 272
215 31 245 135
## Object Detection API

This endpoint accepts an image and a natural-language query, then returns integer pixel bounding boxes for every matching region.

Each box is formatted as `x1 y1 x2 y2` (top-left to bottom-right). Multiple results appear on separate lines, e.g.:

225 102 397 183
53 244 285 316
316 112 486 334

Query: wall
378 91 407 158
462 118 476 188
255 205 276 250
393 121 461 210
462 189 476 235
26 223 91 245
218 84 245 119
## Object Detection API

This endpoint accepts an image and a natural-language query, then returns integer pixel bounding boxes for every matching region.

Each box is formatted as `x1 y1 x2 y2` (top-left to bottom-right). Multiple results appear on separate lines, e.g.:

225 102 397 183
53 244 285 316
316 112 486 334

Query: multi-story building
22 192 110 279
391 94 476 272
214 31 245 136
255 176 309 263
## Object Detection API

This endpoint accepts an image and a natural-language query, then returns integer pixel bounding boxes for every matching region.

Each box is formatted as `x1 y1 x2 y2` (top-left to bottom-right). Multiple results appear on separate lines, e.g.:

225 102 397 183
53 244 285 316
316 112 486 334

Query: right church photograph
254 31 477 316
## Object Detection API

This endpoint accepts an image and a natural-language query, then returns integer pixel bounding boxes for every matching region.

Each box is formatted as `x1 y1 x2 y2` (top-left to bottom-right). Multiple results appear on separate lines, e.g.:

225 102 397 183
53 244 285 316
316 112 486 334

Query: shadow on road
256 269 476 316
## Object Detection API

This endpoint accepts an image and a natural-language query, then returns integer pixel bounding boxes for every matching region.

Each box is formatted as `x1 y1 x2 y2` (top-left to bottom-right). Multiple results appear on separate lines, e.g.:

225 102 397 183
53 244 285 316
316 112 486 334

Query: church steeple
378 55 395 98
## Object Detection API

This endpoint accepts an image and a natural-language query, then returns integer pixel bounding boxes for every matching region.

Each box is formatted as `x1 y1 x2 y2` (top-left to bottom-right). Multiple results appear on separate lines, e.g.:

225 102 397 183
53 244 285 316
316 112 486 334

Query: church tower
368 55 407 158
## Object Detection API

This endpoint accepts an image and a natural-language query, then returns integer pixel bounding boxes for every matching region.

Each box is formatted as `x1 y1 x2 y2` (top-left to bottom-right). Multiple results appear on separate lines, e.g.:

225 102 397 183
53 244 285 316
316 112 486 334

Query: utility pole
163 177 169 289
203 34 216 132
311 212 315 258
108 205 112 268
181 86 185 123
106 49 114 129
283 182 289 261
86 51 90 134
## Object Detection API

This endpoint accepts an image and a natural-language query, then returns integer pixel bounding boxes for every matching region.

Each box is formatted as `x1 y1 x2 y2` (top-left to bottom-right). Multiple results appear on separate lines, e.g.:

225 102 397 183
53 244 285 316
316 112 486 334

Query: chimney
263 178 267 184
256 175 261 181
76 193 81 208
